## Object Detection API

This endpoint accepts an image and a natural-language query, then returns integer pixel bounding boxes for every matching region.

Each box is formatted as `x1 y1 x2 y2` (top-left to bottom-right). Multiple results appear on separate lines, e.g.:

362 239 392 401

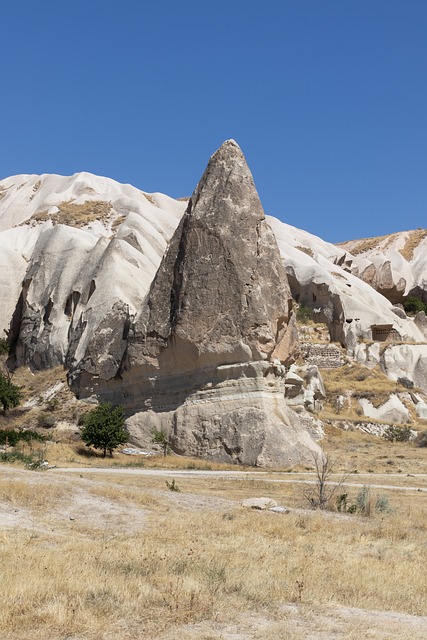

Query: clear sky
1 1 426 242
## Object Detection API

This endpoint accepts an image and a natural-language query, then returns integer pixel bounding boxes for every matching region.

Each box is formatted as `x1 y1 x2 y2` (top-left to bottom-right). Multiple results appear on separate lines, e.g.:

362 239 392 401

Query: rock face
2 172 184 369
4 143 427 459
338 229 427 304
268 217 425 350
73 140 321 466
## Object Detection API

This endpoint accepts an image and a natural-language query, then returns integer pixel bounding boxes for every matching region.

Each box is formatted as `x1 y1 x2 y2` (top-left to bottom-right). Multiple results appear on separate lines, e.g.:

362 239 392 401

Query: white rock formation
358 394 410 424
268 217 425 350
338 229 427 303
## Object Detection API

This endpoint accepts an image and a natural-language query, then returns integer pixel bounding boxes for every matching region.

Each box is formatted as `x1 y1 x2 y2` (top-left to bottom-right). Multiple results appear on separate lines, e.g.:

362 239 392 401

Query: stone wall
300 343 344 369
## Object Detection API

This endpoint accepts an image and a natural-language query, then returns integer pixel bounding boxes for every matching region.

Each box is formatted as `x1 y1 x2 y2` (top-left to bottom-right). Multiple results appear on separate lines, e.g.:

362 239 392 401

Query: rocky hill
1 141 427 465
337 229 427 303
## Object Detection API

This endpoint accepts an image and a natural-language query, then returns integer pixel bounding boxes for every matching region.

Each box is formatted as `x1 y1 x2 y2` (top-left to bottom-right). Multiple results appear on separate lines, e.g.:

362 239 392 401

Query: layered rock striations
73 140 321 466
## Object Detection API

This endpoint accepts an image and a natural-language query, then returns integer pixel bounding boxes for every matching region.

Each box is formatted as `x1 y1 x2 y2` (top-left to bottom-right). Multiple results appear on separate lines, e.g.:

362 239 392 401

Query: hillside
1 141 427 465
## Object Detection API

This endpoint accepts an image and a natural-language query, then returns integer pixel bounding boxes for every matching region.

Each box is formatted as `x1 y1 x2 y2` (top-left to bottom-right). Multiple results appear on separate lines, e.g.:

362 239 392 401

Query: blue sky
1 1 426 242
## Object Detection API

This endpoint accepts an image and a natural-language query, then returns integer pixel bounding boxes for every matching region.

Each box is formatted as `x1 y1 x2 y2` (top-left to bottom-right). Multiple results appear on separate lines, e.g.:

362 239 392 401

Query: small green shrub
151 428 171 456
166 479 180 492
37 413 56 428
336 493 349 512
402 296 427 316
0 450 34 465
296 304 314 323
384 426 412 442
375 495 392 514
336 486 391 516
356 485 372 516
0 373 21 412
45 397 59 411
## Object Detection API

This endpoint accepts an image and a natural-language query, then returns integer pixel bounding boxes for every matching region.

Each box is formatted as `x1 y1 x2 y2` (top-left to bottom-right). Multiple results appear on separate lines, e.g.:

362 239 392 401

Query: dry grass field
1 455 426 640
1 361 427 638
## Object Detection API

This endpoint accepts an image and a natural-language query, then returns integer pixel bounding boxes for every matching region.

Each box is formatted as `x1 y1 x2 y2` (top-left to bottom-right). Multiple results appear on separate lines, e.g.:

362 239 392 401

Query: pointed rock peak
189 140 262 226
130 139 293 370
211 138 241 157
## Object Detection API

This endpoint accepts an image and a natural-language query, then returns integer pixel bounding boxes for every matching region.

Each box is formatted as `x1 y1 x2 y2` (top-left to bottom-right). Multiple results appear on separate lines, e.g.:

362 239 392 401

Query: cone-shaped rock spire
128 139 293 372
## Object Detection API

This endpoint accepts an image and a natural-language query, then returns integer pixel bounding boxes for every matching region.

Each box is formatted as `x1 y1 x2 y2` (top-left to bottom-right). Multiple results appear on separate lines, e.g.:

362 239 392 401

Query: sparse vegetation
384 426 413 443
142 192 157 206
402 295 427 316
0 428 45 446
301 453 348 510
36 412 56 428
339 233 391 255
399 228 427 261
111 214 126 233
0 336 10 354
296 303 314 323
0 466 426 639
31 199 113 228
165 478 180 492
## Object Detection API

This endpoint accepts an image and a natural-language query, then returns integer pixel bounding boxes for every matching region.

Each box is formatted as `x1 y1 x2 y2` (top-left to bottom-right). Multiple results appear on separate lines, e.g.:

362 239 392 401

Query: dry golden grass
0 365 86 432
399 228 427 261
321 362 399 396
337 233 391 255
142 192 157 206
43 441 247 471
31 200 112 228
10 365 65 402
296 245 314 258
322 423 427 474
1 465 426 639
110 214 126 233
319 361 427 429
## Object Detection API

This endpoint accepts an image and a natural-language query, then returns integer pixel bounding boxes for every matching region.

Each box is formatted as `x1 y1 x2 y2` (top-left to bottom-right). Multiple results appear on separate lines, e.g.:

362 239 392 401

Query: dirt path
51 466 427 492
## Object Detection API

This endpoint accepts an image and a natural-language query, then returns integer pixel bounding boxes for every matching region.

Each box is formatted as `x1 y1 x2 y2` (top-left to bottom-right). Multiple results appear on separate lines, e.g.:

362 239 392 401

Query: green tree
80 403 128 457
0 373 22 412
0 337 10 355
151 428 171 456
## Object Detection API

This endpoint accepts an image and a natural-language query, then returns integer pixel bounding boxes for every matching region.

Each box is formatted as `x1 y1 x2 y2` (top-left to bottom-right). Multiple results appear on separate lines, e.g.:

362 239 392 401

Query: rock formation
72 140 321 466
2 142 427 460
338 229 427 304
267 217 425 350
